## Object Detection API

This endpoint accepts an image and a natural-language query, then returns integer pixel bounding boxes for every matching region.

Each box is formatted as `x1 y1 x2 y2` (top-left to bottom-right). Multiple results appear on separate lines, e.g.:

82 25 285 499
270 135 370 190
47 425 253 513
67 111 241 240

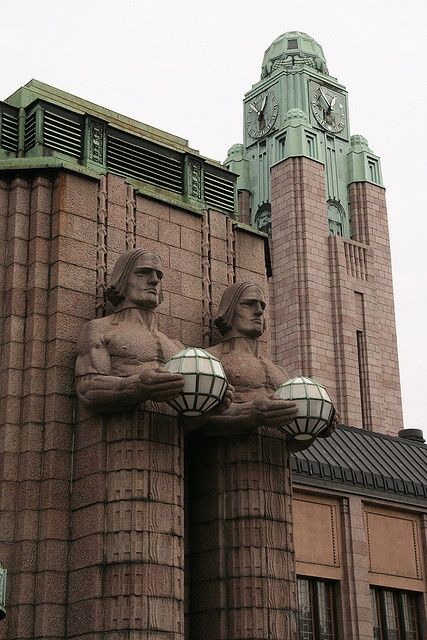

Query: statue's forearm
199 401 258 436
76 374 144 412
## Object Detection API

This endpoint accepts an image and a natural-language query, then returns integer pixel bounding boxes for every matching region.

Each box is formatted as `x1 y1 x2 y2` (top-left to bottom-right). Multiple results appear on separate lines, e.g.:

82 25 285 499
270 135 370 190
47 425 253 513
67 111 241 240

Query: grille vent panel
1 111 19 152
24 112 37 151
0 100 236 214
204 170 235 212
107 132 183 194
43 110 82 157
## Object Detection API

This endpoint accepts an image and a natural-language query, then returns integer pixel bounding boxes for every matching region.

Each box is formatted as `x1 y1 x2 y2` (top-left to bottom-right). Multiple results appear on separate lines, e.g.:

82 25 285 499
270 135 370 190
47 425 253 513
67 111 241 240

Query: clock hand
250 103 260 115
328 95 337 111
260 95 267 114
319 88 330 108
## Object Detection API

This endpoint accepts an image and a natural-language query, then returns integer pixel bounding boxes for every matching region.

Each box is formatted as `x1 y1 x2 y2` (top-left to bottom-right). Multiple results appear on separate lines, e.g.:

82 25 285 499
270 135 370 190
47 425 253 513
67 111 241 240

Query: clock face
311 86 346 133
246 90 279 139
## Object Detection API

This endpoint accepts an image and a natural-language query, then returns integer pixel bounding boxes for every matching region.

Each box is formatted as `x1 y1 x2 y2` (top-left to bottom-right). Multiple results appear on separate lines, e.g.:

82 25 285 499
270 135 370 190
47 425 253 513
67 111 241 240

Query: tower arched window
327 201 345 237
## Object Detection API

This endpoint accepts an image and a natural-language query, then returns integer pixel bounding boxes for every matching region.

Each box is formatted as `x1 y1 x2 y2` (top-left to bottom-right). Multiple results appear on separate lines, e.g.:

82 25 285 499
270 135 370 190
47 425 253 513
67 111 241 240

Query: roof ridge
336 424 427 448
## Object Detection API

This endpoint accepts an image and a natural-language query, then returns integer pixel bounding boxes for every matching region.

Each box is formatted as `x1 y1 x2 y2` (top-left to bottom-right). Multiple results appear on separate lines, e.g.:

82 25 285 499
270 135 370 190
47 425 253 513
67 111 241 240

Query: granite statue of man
73 248 229 639
203 281 336 442
188 282 334 639
75 249 186 411
202 281 300 437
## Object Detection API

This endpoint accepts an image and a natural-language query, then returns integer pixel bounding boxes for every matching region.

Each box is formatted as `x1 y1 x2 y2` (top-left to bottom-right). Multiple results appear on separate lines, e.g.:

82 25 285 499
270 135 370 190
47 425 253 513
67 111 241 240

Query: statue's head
106 249 164 309
215 282 266 339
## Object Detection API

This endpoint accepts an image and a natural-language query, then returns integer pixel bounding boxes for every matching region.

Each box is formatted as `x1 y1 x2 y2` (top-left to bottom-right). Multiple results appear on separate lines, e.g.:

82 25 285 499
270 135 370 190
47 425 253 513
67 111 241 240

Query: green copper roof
0 80 239 215
5 79 194 155
261 31 328 78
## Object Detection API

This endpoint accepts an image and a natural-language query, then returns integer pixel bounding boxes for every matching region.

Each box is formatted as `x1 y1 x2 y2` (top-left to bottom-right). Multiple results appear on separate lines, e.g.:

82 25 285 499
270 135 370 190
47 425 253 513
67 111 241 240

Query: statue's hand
206 384 235 415
318 410 339 438
250 396 299 428
137 366 185 402
221 384 234 412
183 384 235 434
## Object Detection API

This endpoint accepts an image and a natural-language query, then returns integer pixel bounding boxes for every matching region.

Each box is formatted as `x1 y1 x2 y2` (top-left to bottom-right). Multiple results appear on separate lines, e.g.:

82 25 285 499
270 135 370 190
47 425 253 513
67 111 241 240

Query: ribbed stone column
68 407 184 639
188 430 298 640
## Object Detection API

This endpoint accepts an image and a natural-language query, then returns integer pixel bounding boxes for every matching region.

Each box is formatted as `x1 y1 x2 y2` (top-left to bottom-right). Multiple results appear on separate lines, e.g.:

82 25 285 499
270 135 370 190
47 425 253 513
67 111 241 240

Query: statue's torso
76 308 181 378
105 321 179 376
209 339 285 403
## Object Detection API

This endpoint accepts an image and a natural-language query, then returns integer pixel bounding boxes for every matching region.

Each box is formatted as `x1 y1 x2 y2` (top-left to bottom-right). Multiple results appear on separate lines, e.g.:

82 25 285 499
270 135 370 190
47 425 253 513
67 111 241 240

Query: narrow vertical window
370 587 421 640
298 578 315 640
357 329 369 427
316 581 336 640
383 590 400 640
371 588 383 640
297 577 338 640
327 202 345 237
355 292 372 429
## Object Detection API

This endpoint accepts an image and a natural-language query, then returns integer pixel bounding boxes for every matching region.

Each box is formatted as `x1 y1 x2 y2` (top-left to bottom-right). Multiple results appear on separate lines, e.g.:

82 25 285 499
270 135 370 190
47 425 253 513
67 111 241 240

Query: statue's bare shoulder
76 315 114 354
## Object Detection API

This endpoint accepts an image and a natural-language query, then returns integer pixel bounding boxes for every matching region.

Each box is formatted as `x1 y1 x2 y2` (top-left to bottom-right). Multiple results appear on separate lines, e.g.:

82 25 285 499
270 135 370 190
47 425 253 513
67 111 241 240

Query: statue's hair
215 282 266 335
106 249 164 306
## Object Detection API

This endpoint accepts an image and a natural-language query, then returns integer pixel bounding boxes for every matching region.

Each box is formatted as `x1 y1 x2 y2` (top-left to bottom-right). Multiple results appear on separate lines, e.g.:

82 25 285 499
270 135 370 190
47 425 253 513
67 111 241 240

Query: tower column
270 156 337 398
349 181 403 434
270 157 403 435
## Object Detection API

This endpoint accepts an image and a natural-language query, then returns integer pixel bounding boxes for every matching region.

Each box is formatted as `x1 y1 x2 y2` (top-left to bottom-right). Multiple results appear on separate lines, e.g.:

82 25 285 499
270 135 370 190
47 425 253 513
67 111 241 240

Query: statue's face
231 286 266 339
124 253 163 309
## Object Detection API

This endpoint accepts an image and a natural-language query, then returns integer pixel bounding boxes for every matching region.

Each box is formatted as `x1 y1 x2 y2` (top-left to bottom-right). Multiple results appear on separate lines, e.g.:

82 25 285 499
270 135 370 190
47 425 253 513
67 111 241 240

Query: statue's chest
105 325 178 369
223 352 270 390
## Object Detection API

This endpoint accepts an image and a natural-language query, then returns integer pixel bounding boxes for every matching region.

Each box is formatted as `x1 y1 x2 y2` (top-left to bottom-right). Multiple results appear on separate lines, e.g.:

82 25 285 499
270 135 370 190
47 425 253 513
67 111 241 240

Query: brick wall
270 158 403 435
270 157 337 400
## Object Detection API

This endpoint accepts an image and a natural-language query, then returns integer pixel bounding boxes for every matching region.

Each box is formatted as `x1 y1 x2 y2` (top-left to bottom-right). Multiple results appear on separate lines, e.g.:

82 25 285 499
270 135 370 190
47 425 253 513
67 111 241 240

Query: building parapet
0 80 238 216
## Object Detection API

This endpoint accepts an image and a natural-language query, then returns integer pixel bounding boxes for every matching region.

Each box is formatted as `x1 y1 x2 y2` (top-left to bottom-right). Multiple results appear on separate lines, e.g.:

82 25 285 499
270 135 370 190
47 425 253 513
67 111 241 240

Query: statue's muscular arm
199 359 298 436
199 395 299 436
75 320 184 413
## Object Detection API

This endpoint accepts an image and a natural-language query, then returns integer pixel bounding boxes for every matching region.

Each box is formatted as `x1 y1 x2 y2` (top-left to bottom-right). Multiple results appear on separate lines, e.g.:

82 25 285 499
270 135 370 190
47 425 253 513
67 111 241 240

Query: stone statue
202 281 335 443
75 246 233 415
73 248 232 639
76 249 188 412
202 281 299 437
189 282 331 635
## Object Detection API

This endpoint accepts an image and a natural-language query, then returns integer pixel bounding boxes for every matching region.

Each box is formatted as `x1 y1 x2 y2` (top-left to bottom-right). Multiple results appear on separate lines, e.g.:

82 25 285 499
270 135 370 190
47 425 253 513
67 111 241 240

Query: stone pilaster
270 156 337 398
340 497 373 640
349 182 403 435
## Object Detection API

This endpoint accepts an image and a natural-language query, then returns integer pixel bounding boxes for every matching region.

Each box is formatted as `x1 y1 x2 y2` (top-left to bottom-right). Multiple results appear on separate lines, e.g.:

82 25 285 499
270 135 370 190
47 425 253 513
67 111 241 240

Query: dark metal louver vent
0 109 19 152
107 131 183 194
204 170 235 212
24 112 36 151
43 109 82 157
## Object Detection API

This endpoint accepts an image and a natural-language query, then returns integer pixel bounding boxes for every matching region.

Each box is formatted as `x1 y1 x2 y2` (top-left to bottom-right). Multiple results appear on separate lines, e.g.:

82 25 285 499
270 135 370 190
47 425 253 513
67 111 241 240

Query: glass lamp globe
0 563 7 620
274 376 335 442
164 347 227 416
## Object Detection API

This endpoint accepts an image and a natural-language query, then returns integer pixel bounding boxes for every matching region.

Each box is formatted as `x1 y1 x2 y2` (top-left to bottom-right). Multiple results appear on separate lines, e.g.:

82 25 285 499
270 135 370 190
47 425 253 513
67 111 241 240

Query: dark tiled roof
291 425 427 506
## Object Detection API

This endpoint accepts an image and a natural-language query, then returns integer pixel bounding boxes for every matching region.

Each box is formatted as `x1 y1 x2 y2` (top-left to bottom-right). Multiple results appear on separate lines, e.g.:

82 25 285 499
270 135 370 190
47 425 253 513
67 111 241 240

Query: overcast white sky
2 0 426 437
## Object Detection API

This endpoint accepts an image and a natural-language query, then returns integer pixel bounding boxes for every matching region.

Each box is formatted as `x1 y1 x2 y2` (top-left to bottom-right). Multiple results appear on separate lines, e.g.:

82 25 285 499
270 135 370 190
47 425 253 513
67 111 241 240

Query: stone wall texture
0 170 277 640
270 157 403 435
0 163 421 640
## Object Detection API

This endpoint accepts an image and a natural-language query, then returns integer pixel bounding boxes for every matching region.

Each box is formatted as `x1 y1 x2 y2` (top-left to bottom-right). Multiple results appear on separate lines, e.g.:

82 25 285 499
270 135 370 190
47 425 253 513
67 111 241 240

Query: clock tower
226 31 382 238
226 31 403 435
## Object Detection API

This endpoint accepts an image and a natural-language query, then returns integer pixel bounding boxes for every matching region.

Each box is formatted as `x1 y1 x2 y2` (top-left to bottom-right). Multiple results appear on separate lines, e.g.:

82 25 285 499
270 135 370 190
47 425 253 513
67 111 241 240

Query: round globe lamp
165 347 227 416
0 564 7 620
274 376 335 442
